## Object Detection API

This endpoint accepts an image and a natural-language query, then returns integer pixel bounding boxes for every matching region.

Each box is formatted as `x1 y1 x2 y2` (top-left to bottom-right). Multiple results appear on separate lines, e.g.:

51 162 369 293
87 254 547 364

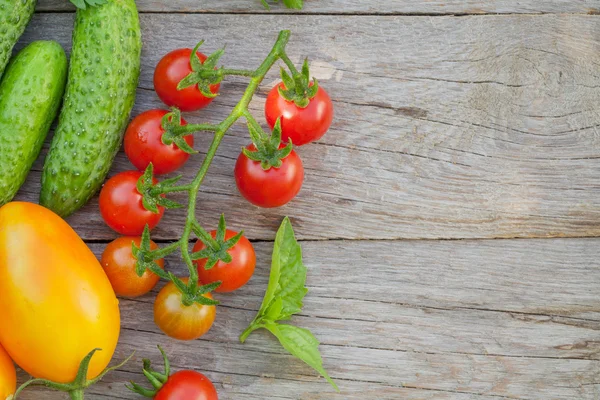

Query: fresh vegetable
265 60 333 146
193 215 256 293
99 170 165 236
240 217 338 390
0 344 15 400
40 0 142 217
0 0 36 79
124 109 194 175
154 279 217 341
235 133 304 208
0 202 120 384
128 346 218 399
101 236 165 298
154 45 221 112
0 41 67 206
125 31 329 379
265 83 333 146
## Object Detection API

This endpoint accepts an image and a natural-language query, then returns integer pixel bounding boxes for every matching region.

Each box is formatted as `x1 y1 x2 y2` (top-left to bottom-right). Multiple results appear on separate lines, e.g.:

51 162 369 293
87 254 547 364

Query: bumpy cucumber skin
40 0 141 217
0 41 67 206
0 0 36 79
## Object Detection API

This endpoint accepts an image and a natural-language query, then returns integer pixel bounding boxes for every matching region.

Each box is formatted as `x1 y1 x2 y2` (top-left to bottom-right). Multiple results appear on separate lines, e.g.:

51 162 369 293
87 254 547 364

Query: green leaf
70 0 108 9
282 0 304 9
240 218 337 390
257 217 308 321
266 323 339 391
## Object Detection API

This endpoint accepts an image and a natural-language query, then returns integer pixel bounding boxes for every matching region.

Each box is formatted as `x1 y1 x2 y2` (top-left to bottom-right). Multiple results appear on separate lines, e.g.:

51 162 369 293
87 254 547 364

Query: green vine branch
133 30 299 307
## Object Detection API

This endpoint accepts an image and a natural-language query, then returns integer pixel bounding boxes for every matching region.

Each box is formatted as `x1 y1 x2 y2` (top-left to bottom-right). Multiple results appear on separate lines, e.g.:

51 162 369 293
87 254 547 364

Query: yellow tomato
0 202 120 383
0 344 16 399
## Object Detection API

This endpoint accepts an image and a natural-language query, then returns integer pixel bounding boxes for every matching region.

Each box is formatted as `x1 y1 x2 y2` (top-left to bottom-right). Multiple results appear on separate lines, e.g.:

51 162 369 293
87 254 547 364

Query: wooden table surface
13 1 600 399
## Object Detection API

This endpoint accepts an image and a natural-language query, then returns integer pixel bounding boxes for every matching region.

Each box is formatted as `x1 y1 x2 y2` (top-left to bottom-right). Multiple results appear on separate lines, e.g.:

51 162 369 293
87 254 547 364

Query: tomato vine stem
138 30 293 305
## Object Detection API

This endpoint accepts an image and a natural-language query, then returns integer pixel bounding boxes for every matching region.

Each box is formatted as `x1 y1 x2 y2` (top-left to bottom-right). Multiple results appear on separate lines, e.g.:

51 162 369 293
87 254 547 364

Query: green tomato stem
69 390 85 400
176 30 291 291
221 68 255 77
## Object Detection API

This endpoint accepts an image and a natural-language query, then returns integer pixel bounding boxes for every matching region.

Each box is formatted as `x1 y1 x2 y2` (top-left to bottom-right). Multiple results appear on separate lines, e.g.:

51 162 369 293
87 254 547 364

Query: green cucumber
40 0 141 217
0 0 37 79
0 41 67 206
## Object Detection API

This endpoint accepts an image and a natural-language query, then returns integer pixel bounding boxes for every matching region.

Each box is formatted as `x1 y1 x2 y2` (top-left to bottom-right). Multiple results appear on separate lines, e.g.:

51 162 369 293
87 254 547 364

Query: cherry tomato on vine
194 229 256 293
0 344 16 400
155 370 218 400
154 49 220 112
99 171 164 236
265 82 334 146
154 279 216 341
101 237 165 298
124 109 193 175
235 144 304 208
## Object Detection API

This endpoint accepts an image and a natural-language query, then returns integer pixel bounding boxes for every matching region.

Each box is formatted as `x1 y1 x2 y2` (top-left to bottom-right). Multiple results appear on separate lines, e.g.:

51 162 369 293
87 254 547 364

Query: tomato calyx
159 108 197 154
132 226 172 280
126 346 171 398
191 214 244 270
278 58 319 108
13 349 133 400
177 41 225 98
137 163 185 213
170 274 221 307
243 117 294 170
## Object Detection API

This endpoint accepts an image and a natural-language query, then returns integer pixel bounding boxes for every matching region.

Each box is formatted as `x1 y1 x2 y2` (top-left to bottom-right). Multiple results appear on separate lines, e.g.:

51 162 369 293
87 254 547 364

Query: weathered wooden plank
14 14 600 240
14 238 600 399
35 0 600 14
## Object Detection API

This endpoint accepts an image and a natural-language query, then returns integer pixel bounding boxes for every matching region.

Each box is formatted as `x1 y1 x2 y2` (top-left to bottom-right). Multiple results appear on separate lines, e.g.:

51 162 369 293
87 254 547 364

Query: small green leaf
253 217 307 322
265 323 338 391
70 0 108 9
282 0 304 9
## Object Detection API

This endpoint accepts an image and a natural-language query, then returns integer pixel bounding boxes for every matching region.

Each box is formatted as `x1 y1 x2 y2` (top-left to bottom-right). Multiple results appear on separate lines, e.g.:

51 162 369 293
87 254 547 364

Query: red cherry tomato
101 236 165 298
124 109 193 175
156 370 218 400
193 230 256 293
154 49 220 112
265 82 334 146
234 144 304 208
154 279 216 341
99 171 164 235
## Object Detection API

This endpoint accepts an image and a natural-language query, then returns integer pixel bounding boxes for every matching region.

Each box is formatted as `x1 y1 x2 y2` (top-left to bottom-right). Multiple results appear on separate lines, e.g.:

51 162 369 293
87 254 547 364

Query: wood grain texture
14 238 600 399
35 0 600 14
14 13 600 241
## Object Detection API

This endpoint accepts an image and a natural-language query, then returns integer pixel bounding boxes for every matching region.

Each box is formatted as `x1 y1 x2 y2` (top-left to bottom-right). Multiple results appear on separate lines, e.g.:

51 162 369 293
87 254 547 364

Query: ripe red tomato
265 82 334 146
234 144 304 208
154 49 220 112
124 109 193 175
154 279 216 341
101 236 165 298
99 171 164 235
193 229 256 293
155 370 218 400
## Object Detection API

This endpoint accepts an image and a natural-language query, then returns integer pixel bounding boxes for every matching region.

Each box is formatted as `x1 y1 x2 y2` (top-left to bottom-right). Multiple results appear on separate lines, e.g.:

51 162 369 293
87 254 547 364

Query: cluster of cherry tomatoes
97 44 333 342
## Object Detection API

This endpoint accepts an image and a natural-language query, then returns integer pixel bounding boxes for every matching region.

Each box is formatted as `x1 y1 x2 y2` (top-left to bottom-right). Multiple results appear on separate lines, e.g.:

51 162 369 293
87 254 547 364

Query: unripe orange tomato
154 279 216 341
0 202 120 383
0 344 15 399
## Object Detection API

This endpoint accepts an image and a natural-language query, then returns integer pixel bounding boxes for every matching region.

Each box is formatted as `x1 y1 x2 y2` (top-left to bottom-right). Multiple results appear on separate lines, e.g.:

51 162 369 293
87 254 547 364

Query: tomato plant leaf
70 0 108 9
282 0 303 9
265 323 339 391
240 218 337 390
259 216 308 321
